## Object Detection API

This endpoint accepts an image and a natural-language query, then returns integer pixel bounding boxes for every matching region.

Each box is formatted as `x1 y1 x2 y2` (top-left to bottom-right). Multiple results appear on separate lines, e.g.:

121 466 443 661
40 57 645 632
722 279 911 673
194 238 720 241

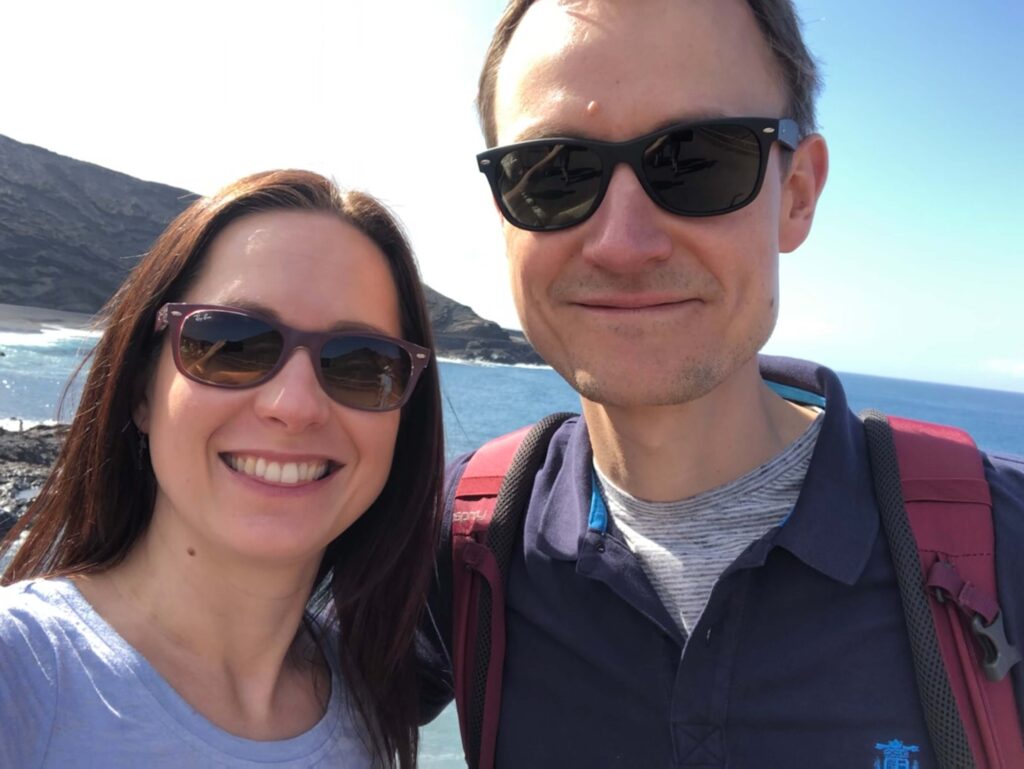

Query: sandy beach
0 302 98 334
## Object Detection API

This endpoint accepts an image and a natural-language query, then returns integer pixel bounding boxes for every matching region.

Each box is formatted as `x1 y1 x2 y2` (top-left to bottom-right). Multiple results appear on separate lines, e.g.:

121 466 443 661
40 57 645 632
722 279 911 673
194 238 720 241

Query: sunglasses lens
179 310 283 385
495 143 603 229
320 336 413 411
642 124 762 215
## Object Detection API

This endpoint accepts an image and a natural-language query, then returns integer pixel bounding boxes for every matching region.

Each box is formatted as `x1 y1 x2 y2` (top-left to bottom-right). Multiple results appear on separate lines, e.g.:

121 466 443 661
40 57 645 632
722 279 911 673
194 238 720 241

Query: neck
109 511 321 668
75 511 327 735
582 357 816 502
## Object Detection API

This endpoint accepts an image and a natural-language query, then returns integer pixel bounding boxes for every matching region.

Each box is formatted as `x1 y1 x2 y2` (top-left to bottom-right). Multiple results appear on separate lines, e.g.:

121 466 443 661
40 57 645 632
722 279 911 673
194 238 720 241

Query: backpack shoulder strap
451 412 576 769
863 410 1024 769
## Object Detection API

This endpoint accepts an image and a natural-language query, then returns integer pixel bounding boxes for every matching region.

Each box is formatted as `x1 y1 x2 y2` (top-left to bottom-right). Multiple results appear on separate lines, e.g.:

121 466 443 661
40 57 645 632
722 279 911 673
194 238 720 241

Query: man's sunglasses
154 303 431 412
477 117 799 232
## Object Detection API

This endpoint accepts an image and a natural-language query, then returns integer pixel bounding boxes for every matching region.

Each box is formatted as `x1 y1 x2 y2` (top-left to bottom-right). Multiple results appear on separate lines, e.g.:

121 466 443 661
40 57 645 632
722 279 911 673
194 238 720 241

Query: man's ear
779 133 829 253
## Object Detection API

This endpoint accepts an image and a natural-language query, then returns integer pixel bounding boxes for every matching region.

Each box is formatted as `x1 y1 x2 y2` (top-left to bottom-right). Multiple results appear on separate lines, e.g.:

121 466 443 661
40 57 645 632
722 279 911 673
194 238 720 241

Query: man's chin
565 363 725 410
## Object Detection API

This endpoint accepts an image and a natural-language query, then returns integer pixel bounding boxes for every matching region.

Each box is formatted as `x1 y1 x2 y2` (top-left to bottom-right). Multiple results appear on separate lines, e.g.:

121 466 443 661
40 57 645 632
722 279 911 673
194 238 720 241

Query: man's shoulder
443 415 585 506
988 450 1024 474
987 450 1024 519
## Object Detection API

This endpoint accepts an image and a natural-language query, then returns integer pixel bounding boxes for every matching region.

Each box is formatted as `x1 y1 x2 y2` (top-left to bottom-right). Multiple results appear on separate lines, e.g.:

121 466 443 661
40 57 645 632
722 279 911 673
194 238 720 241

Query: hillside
0 134 540 365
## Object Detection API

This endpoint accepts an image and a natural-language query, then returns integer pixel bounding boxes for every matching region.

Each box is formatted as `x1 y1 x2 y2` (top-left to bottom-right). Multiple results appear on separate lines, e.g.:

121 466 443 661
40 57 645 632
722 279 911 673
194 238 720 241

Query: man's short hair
476 0 822 147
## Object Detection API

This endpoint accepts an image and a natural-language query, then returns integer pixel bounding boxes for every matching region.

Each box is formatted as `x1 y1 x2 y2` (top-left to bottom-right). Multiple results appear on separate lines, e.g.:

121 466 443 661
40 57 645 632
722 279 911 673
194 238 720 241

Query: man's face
492 0 809 407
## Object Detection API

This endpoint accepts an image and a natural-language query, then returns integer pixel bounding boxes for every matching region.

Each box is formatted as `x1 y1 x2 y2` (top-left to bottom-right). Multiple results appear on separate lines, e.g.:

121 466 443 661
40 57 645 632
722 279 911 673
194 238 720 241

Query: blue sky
775 1 1023 389
1 0 1021 391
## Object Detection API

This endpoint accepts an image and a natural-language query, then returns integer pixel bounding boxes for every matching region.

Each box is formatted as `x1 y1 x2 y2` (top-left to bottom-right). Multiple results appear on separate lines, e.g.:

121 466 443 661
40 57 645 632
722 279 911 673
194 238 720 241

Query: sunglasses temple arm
154 304 170 333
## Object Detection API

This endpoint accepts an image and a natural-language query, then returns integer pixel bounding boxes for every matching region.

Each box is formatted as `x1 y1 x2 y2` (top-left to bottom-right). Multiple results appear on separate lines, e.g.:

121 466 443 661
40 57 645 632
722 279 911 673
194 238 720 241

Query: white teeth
226 455 329 485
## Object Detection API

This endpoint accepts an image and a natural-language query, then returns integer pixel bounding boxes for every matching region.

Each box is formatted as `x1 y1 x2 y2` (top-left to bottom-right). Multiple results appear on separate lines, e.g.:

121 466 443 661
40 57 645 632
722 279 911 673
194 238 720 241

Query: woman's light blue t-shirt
0 578 376 768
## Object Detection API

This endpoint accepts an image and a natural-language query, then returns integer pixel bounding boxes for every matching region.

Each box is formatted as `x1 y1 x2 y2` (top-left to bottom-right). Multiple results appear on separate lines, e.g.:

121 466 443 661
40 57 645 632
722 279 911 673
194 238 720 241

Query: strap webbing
863 410 1024 768
451 413 575 769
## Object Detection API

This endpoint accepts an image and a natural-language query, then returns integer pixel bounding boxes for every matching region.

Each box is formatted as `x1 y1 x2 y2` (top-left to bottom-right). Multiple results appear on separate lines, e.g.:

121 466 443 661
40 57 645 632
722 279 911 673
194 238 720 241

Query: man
420 1 1024 766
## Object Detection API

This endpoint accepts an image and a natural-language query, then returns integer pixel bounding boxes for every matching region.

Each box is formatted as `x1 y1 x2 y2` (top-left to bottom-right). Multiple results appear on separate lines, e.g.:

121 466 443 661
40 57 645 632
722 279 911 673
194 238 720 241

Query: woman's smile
221 452 336 485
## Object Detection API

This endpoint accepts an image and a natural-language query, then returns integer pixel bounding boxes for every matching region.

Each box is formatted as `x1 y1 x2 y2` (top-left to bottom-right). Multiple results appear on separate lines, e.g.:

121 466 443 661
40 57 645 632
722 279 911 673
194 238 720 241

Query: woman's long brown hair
0 170 444 768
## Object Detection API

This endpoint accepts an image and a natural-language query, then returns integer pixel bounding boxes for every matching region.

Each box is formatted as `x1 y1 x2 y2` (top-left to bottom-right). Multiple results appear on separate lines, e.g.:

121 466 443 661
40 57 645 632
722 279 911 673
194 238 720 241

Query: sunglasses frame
154 303 432 412
477 116 800 232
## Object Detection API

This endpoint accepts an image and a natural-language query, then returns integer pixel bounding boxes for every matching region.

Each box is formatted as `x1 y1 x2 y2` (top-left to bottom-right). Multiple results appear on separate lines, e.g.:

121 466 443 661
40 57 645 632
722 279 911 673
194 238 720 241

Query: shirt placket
577 480 780 769
668 565 754 768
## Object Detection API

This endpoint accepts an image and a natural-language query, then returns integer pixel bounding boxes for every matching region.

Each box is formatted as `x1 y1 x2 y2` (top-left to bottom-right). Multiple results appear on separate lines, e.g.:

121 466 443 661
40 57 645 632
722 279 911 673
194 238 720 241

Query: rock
0 424 67 465
426 286 543 365
0 425 64 525
0 510 15 539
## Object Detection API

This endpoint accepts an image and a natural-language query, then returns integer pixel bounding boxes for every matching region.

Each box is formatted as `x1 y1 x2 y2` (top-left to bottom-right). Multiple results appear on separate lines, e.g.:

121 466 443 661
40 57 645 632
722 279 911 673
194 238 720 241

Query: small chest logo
872 739 920 769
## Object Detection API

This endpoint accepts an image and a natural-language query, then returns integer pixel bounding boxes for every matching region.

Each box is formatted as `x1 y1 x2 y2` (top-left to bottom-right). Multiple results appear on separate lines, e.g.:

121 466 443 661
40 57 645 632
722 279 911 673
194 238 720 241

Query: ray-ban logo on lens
872 739 920 769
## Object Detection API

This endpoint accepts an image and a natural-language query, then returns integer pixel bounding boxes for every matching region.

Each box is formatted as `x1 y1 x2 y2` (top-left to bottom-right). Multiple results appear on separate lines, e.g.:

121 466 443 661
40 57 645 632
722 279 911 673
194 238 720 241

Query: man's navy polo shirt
419 356 1024 768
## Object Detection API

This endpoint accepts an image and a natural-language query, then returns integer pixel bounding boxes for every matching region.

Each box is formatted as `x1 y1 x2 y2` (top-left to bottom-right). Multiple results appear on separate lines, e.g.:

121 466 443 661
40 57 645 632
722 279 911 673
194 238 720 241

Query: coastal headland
0 133 541 365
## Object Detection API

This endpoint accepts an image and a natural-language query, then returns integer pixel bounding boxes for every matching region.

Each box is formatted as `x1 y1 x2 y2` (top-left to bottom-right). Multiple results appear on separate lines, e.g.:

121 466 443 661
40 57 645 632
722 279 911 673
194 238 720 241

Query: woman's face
135 209 405 570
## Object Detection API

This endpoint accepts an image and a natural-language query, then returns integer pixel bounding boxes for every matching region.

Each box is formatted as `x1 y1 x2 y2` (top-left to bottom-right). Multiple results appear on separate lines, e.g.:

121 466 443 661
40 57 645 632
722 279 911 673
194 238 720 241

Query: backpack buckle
970 611 1023 682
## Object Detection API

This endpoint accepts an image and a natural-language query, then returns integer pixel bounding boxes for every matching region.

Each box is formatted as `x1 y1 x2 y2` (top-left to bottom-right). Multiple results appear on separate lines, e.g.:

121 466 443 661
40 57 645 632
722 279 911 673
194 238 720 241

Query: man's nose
579 164 674 272
252 348 332 431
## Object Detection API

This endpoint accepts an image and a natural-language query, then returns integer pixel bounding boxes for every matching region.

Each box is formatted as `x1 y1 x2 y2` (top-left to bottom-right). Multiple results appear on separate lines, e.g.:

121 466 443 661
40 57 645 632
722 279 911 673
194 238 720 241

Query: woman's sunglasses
154 303 431 412
477 117 799 232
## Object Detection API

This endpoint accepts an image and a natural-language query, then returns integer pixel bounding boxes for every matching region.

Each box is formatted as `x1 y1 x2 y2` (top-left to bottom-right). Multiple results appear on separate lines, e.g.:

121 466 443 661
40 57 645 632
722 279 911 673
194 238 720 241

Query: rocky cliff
0 134 541 365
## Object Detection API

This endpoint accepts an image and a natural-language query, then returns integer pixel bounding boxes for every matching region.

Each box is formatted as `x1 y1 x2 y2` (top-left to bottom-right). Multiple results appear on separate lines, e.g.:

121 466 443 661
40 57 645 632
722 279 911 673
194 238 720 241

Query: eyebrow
219 299 395 336
510 110 732 143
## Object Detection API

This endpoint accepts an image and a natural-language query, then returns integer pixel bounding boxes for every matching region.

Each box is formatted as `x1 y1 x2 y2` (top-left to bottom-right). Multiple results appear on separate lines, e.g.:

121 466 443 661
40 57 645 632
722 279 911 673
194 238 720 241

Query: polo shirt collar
530 357 880 587
531 415 594 561
759 356 880 585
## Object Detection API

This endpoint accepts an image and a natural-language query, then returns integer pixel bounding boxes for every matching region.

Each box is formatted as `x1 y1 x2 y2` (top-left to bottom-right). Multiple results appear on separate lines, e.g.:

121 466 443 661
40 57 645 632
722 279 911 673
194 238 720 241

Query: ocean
4 331 1022 456
1 330 1023 765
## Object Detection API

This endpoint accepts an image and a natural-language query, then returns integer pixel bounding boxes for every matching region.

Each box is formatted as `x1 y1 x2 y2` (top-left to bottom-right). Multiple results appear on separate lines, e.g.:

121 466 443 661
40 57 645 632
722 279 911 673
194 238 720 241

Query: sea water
0 328 97 429
4 333 1022 455
2 333 1023 765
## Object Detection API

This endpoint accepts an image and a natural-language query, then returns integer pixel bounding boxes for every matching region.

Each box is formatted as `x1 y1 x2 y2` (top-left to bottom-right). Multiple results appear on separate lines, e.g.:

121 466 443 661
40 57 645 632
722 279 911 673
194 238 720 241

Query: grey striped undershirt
595 412 824 636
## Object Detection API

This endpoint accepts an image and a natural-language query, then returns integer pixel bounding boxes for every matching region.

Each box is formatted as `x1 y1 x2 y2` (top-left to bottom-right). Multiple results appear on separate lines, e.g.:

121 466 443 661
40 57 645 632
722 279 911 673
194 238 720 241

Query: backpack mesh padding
465 412 576 767
861 409 975 769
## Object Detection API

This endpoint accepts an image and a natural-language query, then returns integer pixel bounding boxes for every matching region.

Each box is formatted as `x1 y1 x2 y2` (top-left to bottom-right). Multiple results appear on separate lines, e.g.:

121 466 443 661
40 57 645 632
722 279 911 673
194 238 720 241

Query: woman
0 170 444 768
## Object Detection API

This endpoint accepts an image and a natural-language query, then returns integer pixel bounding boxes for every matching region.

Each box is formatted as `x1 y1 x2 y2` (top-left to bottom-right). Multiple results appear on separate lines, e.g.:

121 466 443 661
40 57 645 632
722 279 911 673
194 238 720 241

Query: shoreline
0 301 548 374
1 418 63 433
0 302 98 334
435 355 551 371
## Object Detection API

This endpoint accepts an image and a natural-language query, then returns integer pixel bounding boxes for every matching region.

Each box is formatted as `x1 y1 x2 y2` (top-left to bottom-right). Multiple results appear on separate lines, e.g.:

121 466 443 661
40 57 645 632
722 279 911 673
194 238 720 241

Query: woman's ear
779 133 829 253
133 396 150 434
132 365 155 434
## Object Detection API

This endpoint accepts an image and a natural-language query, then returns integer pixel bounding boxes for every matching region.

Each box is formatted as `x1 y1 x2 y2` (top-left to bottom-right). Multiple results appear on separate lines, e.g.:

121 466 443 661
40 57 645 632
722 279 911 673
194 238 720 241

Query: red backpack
450 411 1023 769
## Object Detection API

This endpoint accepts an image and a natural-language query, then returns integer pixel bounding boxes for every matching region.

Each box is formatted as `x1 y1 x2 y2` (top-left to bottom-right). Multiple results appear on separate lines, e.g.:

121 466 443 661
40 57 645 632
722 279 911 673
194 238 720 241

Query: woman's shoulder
0 578 69 764
0 578 86 683
0 577 74 640
0 577 114 682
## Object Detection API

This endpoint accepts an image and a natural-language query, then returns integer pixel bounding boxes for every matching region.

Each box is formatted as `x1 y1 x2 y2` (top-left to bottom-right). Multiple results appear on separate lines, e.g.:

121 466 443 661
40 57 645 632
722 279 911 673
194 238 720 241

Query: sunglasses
477 117 799 232
154 303 431 412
